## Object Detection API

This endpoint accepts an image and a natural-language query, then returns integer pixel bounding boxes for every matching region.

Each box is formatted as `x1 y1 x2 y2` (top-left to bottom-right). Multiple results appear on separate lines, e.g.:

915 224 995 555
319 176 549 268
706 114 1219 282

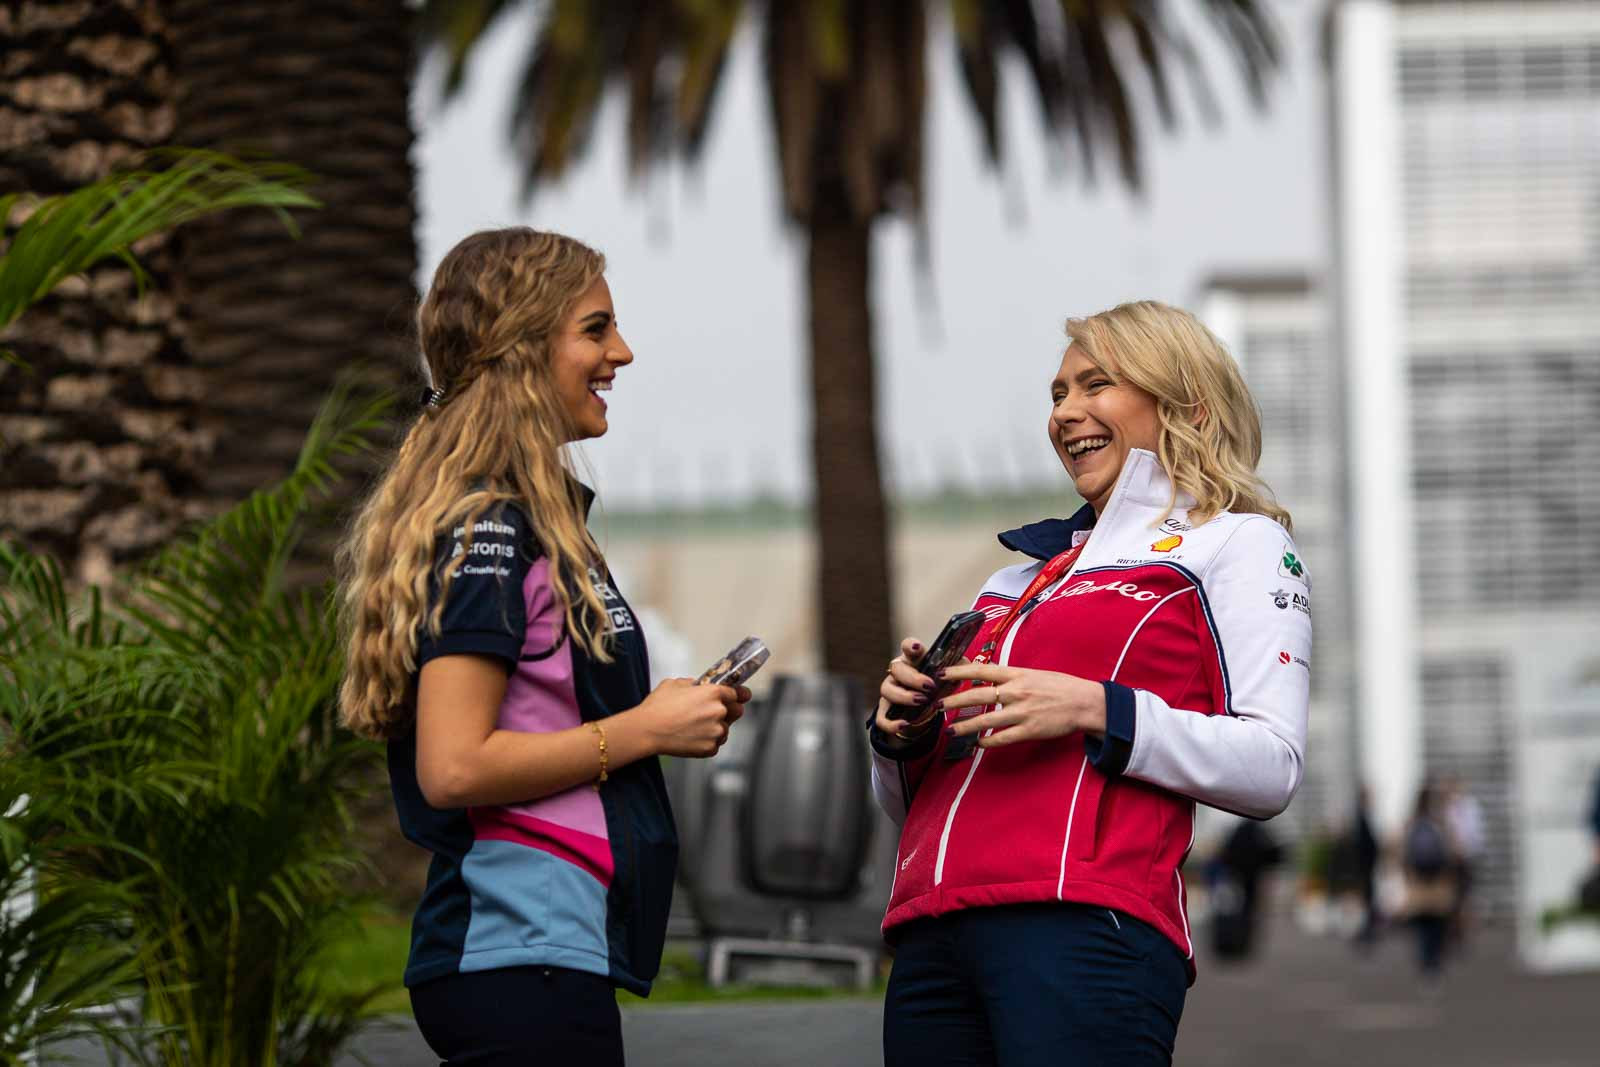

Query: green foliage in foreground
0 149 317 367
0 383 395 1066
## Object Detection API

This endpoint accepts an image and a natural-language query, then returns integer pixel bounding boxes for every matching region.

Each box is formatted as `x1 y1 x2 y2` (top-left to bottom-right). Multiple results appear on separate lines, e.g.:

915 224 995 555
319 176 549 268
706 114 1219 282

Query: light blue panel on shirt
457 839 610 975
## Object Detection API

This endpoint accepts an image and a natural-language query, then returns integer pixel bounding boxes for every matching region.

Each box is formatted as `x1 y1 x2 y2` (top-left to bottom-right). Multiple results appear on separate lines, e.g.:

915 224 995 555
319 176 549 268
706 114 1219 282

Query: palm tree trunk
807 192 895 699
0 0 195 584
165 0 418 555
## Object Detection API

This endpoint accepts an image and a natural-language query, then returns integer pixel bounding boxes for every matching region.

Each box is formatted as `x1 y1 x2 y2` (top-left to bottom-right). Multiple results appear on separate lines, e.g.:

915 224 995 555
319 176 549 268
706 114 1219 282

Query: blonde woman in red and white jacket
870 300 1310 1067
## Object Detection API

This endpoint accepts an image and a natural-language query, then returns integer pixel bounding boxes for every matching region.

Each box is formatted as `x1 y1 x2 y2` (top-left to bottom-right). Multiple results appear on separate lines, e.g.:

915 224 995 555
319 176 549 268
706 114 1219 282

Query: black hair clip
419 386 446 409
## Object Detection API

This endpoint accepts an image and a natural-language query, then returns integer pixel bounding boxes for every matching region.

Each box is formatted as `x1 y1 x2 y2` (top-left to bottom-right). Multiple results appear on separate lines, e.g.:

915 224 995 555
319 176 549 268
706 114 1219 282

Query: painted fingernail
933 668 947 680
921 681 936 694
944 725 956 737
932 702 944 713
909 641 923 652
912 694 929 706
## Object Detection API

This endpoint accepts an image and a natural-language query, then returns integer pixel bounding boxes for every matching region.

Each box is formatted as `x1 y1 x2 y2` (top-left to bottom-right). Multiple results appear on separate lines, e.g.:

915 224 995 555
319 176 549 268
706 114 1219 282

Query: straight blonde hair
1065 300 1292 532
338 229 611 741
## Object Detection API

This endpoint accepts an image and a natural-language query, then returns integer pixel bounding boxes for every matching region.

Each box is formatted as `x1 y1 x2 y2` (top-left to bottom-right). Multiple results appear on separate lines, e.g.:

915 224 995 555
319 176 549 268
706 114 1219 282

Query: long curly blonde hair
338 228 611 740
1065 300 1292 532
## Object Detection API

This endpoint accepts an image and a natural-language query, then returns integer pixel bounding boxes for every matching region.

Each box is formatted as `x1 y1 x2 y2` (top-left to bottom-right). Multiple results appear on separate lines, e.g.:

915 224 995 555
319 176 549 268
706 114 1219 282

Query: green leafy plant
0 148 318 367
1 382 396 1066
0 775 145 1064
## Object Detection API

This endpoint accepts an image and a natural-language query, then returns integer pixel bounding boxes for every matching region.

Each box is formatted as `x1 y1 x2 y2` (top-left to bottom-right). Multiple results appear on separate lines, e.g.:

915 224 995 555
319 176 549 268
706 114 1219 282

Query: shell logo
1150 534 1183 552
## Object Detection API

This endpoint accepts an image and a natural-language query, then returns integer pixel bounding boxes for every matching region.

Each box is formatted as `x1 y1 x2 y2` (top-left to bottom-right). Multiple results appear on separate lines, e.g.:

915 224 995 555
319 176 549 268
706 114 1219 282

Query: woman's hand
937 663 1106 750
630 678 750 758
874 636 948 738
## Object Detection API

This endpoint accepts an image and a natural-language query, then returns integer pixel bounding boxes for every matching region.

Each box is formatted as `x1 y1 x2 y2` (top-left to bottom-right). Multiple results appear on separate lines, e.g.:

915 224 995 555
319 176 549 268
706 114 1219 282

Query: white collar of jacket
997 449 1193 560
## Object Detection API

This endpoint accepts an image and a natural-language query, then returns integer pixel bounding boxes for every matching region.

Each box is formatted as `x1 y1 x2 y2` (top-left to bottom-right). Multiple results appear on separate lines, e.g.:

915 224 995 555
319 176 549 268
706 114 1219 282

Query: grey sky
411 0 1327 509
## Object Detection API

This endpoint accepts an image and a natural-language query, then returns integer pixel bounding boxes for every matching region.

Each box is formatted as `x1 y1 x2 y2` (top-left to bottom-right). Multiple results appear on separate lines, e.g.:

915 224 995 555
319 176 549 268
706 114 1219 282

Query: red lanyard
971 541 1086 666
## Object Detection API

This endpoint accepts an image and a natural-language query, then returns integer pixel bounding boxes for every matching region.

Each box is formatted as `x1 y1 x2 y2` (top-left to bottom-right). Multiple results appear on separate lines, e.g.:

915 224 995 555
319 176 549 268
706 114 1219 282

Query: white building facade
1199 274 1357 845
1331 0 1600 965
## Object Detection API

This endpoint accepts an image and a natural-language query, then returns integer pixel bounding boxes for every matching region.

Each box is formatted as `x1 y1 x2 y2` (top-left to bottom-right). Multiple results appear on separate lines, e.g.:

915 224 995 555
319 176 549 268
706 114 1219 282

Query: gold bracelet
590 721 608 791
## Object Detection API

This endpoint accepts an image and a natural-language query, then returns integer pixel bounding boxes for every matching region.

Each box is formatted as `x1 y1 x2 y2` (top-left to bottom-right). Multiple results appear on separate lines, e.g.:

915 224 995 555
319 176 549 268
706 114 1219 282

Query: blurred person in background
337 228 748 1066
1352 784 1382 947
1590 764 1600 865
1207 817 1285 961
867 301 1311 1067
1443 775 1486 948
1582 765 1600 914
1400 782 1458 979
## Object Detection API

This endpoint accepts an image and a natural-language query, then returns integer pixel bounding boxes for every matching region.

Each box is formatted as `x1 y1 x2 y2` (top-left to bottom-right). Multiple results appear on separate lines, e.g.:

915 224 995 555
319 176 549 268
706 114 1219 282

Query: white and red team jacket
869 449 1311 981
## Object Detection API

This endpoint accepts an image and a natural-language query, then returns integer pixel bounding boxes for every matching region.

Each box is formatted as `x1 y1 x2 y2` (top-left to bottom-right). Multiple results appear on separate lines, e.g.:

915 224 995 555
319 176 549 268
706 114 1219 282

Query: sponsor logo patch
1055 577 1161 603
459 563 512 578
1268 587 1311 615
590 567 636 631
1279 548 1306 583
1277 650 1310 670
1151 534 1183 553
1161 517 1193 533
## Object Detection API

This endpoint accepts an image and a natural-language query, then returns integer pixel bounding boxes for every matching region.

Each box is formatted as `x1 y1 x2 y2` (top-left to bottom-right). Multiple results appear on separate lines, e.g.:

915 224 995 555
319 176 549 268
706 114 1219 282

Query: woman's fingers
947 704 1023 737
939 662 1013 685
880 678 929 711
899 636 925 661
888 656 936 695
939 682 1006 712
975 725 1032 749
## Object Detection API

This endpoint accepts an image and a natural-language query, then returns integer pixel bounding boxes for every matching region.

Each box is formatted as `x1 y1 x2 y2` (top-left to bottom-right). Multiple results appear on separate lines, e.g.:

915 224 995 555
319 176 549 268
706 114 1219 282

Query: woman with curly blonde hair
339 228 746 1066
868 300 1310 1066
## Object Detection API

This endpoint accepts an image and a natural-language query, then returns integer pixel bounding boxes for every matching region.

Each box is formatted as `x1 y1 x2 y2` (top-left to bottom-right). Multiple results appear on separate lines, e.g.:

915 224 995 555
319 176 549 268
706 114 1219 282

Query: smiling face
550 275 633 440
1048 343 1162 514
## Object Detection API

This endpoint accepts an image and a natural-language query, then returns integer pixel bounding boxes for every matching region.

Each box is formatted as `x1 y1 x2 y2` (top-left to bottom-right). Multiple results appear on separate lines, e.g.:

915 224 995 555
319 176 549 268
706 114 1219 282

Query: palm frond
622 1 673 179
418 0 521 98
127 378 391 642
423 1 751 199
764 0 823 219
1 379 392 1066
953 0 1003 165
951 0 1280 193
1198 0 1279 106
509 0 613 189
0 879 141 1060
0 150 319 336
676 0 745 160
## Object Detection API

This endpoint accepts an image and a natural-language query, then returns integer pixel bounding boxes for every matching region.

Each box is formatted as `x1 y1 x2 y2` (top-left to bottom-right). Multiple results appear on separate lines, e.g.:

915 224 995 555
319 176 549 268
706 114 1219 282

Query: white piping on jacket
1056 586 1193 898
1054 755 1091 898
1176 801 1196 959
933 566 1072 886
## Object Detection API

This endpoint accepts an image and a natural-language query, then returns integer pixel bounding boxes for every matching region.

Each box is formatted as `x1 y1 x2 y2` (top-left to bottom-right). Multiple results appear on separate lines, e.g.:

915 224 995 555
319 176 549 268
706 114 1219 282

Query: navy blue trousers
409 965 625 1066
883 903 1188 1067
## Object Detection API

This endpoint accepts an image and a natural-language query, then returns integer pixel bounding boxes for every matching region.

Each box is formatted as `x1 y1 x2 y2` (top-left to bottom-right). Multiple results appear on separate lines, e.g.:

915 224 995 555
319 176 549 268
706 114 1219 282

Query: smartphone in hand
885 609 987 721
697 636 770 688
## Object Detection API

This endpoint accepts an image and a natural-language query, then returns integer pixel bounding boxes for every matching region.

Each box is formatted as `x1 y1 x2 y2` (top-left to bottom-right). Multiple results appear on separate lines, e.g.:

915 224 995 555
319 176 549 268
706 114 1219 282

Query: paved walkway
346 919 1598 1067
61 918 1600 1065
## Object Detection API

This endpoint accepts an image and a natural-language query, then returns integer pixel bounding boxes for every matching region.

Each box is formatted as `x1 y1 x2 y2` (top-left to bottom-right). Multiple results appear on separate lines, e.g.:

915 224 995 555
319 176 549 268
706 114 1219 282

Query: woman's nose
610 332 635 365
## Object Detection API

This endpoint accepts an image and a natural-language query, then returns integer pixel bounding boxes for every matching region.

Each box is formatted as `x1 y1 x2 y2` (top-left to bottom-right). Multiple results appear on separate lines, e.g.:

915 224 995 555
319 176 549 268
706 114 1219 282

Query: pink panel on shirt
494 556 609 840
469 806 614 887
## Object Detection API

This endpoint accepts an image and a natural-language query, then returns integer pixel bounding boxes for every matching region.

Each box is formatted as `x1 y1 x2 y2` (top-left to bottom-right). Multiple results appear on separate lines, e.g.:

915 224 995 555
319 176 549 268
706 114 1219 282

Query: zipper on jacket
932 562 1079 887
